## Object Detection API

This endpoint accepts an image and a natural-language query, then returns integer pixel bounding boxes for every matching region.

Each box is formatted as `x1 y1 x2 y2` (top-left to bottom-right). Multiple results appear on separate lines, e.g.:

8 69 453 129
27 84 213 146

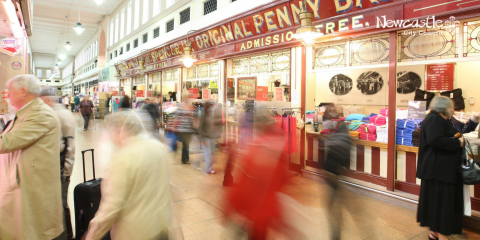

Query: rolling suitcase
73 149 111 240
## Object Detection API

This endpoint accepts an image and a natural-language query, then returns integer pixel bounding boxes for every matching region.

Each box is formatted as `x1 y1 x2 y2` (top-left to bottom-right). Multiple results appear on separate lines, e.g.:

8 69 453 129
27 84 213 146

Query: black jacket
416 112 462 184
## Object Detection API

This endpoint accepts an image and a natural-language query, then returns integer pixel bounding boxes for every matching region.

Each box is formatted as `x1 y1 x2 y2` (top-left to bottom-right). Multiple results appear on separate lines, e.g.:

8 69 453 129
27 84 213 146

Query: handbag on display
414 89 435 109
460 139 480 185
440 88 465 110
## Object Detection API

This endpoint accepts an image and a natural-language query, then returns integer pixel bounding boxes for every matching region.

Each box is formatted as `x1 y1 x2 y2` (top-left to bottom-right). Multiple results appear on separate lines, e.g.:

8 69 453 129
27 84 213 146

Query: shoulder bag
460 139 480 185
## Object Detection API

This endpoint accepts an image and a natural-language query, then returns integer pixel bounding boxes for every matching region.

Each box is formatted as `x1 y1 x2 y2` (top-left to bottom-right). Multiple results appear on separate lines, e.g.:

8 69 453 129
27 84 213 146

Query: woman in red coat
223 110 301 239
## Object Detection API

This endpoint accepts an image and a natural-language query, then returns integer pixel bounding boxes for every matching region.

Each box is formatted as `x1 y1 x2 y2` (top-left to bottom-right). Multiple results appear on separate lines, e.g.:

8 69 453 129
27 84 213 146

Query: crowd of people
1 74 480 240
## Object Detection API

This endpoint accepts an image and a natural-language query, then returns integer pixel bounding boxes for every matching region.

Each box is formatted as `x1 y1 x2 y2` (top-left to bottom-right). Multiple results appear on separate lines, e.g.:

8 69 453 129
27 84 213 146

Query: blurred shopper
323 123 352 240
84 111 172 240
75 94 80 112
79 95 95 131
63 94 70 109
0 75 64 239
417 96 465 240
171 93 194 164
121 95 131 109
40 86 76 239
223 109 303 239
197 101 223 174
140 98 161 139
70 94 75 112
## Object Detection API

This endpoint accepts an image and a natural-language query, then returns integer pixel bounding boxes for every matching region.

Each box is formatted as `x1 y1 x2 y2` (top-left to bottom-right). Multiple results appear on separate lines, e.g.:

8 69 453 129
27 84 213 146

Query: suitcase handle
81 149 96 183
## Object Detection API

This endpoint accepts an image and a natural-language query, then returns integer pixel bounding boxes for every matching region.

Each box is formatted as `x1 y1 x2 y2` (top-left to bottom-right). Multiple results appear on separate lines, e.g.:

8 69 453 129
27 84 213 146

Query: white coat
0 98 64 239
86 136 172 240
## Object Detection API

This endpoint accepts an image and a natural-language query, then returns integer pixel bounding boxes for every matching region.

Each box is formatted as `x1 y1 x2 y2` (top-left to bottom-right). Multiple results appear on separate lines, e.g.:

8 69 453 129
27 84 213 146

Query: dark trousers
61 177 73 239
70 103 75 112
177 132 191 164
82 113 91 130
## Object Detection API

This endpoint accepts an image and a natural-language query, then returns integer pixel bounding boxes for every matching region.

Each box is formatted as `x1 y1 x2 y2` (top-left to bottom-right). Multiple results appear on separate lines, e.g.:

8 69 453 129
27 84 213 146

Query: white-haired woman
84 111 172 240
417 96 465 240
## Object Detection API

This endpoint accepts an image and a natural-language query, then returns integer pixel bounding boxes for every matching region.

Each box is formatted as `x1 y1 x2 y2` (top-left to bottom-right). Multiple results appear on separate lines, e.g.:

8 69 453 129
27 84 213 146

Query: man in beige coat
0 75 64 239
85 111 172 240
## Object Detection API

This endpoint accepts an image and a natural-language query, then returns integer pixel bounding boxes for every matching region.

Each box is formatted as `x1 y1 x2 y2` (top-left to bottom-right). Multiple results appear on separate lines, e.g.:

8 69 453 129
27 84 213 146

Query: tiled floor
68 113 480 239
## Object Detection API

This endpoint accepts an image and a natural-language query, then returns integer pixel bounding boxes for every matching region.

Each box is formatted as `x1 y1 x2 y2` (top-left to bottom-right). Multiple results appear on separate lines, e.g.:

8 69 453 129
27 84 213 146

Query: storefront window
183 62 219 101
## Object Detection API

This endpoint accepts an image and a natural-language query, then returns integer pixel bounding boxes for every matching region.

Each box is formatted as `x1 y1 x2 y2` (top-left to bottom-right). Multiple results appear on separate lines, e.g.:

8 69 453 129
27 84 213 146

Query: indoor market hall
2 0 480 239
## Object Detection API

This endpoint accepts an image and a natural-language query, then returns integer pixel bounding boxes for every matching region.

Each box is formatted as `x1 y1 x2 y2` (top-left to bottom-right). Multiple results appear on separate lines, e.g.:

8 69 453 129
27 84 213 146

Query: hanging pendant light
180 30 197 68
59 53 66 60
292 2 323 46
73 10 85 35
64 41 72 51
95 0 103 5
57 59 62 65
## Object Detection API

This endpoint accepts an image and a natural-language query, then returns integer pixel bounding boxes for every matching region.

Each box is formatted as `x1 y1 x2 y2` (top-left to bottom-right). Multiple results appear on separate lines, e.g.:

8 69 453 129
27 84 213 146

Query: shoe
83 129 87 131
195 167 202 171
208 170 216 174
428 233 439 240
182 162 190 165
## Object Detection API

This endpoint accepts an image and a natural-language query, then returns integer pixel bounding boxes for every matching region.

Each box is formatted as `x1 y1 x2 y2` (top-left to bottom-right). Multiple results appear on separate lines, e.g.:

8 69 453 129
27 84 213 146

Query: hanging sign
188 88 198 99
136 90 144 97
202 89 211 100
408 101 427 119
426 63 454 91
256 86 269 101
275 87 284 102
209 80 218 89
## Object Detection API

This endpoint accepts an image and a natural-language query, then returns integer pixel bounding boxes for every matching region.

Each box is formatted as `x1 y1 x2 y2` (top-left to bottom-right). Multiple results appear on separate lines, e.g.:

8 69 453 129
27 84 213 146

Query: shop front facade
116 0 480 213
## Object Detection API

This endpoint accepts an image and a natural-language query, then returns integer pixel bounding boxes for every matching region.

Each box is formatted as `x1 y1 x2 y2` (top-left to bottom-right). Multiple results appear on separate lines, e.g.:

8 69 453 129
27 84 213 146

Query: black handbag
460 139 480 185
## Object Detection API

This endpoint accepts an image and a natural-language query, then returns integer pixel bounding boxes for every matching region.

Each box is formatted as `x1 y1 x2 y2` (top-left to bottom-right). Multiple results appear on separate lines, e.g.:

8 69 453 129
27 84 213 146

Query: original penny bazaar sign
119 0 480 70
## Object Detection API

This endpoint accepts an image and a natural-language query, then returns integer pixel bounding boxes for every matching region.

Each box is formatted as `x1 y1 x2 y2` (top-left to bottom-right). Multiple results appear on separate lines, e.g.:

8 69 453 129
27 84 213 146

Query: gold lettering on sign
264 11 278 31
240 43 246 51
254 39 261 48
221 25 234 42
276 6 292 28
273 35 279 44
170 44 177 56
196 36 203 49
291 1 306 25
266 36 272 45
334 0 353 14
241 21 253 37
326 22 335 34
247 41 253 49
234 22 245 40
202 34 211 48
286 31 294 41
253 15 264 34
306 0 320 19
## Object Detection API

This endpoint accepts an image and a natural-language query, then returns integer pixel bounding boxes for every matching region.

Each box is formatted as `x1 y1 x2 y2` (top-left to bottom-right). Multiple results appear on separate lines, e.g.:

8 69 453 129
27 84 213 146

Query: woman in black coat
417 96 465 240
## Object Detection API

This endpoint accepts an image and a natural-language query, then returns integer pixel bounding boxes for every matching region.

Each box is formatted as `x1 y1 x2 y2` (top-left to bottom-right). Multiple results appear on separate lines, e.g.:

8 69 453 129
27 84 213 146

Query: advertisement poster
202 89 210 100
0 38 22 56
426 63 455 91
136 90 144 97
188 88 198 99
396 65 425 106
146 90 152 97
275 87 284 102
408 101 427 119
256 86 268 101
112 91 118 96
324 68 388 105
209 80 218 89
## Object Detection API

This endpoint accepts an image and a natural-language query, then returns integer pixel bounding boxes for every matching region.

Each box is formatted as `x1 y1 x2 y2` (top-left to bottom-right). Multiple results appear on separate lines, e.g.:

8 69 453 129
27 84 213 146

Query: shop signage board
275 87 284 102
202 89 211 100
136 90 144 97
408 101 427 120
426 63 455 91
121 0 405 70
256 86 269 101
189 88 198 99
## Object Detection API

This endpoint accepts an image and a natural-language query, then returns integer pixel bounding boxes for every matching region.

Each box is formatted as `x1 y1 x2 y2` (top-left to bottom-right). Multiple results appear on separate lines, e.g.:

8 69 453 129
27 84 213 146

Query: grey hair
105 110 146 139
7 74 42 96
429 96 454 116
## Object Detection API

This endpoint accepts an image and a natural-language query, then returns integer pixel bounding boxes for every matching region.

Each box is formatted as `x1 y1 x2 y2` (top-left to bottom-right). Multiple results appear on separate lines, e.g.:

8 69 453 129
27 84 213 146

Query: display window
183 62 220 101
162 68 180 102
304 17 480 210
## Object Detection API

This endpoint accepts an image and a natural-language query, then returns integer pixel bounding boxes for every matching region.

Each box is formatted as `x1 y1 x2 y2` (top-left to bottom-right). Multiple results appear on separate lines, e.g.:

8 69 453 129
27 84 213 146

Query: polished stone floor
68 113 480 240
